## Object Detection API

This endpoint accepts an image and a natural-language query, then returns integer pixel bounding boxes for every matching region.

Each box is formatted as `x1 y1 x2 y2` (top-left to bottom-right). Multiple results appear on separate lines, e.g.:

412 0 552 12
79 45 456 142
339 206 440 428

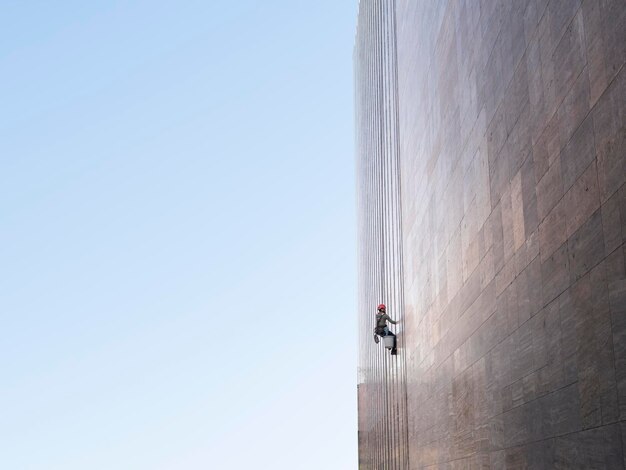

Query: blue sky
0 2 357 468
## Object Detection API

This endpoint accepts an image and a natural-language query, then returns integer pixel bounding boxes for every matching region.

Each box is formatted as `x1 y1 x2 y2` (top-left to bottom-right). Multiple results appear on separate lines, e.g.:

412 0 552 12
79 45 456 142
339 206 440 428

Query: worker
373 303 399 354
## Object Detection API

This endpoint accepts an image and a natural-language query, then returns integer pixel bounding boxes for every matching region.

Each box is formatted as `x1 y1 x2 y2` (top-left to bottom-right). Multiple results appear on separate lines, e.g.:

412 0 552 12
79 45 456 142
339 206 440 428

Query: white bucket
383 336 395 349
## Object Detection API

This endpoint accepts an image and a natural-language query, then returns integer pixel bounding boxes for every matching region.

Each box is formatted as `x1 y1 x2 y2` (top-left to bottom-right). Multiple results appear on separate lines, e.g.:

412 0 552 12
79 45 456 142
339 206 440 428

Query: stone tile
490 450 505 468
478 278 497 324
607 247 626 420
541 294 567 386
537 154 565 222
619 184 626 242
484 344 508 418
523 0 540 44
553 423 624 469
541 382 582 438
531 305 549 371
523 370 539 403
606 244 626 285
622 422 626 469
502 279 520 336
573 264 619 428
552 9 587 106
563 159 601 238
526 438 557 470
462 209 482 281
504 53 530 135
559 286 578 362
526 12 545 109
469 451 490 469
542 241 570 306
504 444 528 469
568 208 606 283
563 353 581 395
515 235 531 277
482 46 506 123
527 228 541 262
490 202 506 273
501 184 517 264
511 170 526 252
602 185 625 254
516 264 532 326
581 0 608 105
513 319 535 381
532 104 560 183
487 103 508 169
503 404 531 447
548 0 584 48
593 65 626 202
560 114 596 193
448 227 464 299
539 197 568 262
502 0 529 78
537 9 560 120
508 104 534 181
557 66 591 150
521 154 539 237
490 149 511 208
496 256 516 298
479 247 496 290
582 0 626 106
526 397 548 443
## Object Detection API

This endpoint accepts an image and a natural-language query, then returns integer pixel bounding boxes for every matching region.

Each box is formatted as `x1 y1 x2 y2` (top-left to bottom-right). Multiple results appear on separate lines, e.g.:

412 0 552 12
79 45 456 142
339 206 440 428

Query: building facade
355 0 626 467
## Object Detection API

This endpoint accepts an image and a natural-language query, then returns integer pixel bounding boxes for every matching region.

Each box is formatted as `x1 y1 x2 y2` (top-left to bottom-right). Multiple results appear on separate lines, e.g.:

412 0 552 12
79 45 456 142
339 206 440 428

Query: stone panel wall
356 0 626 467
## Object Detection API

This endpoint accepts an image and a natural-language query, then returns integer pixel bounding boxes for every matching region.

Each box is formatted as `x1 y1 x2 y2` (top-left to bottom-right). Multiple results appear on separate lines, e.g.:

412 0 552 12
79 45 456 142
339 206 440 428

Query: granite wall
356 0 626 468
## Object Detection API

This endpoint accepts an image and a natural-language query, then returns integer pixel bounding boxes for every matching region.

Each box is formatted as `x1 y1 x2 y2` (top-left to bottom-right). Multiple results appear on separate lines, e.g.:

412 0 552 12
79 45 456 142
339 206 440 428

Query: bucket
383 335 395 349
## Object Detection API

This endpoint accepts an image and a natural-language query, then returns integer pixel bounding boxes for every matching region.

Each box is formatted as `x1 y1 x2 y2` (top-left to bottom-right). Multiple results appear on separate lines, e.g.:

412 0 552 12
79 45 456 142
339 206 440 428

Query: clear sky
0 2 357 468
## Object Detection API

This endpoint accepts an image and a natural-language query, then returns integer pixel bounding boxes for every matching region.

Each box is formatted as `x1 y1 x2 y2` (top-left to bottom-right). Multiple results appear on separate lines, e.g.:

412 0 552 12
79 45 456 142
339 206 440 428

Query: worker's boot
391 347 397 355
374 335 379 344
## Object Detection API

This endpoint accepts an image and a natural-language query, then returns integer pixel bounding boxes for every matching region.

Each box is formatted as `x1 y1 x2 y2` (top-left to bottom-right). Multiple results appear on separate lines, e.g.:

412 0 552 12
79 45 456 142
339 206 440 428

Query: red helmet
377 304 386 311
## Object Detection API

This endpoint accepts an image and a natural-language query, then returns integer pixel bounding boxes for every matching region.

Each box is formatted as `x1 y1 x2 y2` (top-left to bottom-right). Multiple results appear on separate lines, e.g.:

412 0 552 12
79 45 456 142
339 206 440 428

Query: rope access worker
373 303 399 355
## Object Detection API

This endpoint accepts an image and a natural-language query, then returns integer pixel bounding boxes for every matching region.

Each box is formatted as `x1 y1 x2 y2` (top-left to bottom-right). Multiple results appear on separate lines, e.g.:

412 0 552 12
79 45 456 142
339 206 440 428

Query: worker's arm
385 314 399 325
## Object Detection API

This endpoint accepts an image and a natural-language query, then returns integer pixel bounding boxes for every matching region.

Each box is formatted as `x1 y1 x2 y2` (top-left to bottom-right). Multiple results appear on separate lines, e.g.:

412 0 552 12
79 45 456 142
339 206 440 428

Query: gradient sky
1 2 357 468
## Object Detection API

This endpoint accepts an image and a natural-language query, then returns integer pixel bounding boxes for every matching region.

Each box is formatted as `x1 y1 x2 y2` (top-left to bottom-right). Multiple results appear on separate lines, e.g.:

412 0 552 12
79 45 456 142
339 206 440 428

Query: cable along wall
355 1 408 468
